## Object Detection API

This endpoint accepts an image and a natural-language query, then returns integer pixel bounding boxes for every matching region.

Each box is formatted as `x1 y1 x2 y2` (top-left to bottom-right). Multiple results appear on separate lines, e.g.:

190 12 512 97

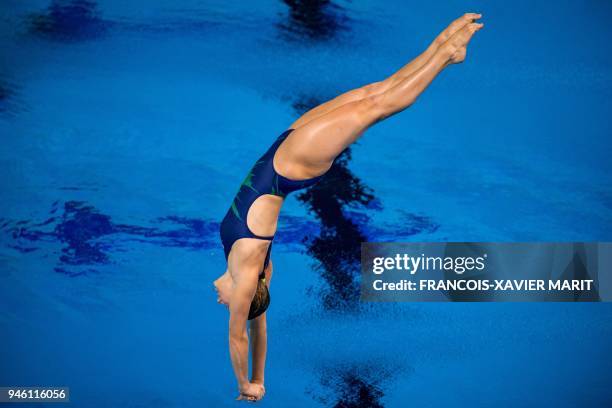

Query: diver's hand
236 382 265 402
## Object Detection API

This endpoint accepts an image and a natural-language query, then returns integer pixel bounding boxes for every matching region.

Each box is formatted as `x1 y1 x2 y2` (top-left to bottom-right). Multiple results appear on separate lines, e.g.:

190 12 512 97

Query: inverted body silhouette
213 13 485 402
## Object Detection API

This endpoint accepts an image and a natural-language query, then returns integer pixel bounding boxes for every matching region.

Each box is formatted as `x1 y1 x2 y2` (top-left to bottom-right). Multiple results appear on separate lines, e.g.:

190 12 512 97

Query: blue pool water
1 1 612 407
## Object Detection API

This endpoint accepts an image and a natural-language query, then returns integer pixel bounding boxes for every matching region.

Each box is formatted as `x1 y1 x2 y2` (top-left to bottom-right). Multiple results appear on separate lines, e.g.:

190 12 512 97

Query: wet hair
248 278 270 320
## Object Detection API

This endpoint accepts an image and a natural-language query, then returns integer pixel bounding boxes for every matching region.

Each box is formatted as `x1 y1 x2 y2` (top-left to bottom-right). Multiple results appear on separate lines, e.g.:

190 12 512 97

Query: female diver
214 13 484 402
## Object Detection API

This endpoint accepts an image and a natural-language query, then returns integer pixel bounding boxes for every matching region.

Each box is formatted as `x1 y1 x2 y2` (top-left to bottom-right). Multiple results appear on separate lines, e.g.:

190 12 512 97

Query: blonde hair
248 278 270 320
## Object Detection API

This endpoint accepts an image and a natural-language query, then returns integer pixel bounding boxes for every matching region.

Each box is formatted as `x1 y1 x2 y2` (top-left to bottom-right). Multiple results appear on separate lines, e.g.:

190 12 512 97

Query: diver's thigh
278 97 377 174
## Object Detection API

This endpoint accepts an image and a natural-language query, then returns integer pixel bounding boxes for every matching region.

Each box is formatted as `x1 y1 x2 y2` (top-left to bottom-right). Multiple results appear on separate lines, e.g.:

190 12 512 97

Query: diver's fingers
236 393 258 402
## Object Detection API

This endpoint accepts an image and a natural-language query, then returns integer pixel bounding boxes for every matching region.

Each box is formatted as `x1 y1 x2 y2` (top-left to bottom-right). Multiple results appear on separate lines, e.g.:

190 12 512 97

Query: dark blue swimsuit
219 128 325 277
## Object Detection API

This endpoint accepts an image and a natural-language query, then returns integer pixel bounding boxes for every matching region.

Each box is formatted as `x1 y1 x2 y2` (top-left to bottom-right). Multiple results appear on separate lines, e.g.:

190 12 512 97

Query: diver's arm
228 268 260 393
249 313 267 385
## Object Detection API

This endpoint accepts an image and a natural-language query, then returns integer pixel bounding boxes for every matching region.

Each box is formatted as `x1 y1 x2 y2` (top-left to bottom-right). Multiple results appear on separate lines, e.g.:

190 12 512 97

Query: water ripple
0 200 329 277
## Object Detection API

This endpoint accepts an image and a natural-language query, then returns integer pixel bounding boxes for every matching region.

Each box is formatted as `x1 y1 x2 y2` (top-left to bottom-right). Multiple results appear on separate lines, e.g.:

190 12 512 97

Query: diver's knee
361 81 386 98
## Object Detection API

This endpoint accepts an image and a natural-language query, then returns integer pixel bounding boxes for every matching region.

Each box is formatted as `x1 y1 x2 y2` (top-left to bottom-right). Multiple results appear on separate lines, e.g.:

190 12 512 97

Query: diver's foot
433 13 482 48
441 20 484 64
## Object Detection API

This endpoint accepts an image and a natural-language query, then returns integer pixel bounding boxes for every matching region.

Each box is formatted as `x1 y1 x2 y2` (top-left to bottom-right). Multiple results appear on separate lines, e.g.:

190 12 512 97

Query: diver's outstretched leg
289 13 482 130
277 20 484 179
